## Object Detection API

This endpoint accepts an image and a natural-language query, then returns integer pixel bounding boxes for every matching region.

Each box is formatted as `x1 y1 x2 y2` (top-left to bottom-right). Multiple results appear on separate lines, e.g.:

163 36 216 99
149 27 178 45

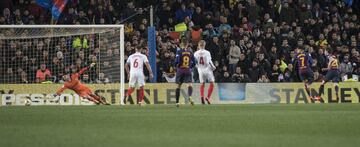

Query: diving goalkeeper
54 63 109 105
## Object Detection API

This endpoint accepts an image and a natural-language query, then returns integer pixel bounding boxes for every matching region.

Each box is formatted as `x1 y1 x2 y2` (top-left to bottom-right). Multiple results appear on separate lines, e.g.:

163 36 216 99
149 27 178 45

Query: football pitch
1 104 360 147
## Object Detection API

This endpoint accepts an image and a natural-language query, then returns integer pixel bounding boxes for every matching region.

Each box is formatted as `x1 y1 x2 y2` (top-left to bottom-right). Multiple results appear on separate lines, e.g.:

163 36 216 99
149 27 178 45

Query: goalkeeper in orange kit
54 63 109 105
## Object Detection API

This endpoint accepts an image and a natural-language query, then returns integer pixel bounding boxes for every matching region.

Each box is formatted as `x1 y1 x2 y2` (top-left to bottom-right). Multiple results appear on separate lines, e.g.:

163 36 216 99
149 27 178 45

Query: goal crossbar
0 25 124 28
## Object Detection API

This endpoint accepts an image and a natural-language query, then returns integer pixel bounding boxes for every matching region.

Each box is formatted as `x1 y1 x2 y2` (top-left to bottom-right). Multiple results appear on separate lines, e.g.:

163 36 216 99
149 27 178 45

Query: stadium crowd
0 0 359 83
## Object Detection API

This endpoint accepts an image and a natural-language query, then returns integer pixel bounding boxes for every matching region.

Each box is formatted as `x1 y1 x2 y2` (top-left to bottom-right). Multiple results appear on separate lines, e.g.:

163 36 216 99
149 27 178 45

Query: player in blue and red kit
315 53 341 101
294 48 315 100
175 43 196 107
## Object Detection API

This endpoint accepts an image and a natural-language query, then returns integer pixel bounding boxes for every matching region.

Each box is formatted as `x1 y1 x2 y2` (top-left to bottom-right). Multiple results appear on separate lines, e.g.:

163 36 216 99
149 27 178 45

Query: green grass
1 104 360 147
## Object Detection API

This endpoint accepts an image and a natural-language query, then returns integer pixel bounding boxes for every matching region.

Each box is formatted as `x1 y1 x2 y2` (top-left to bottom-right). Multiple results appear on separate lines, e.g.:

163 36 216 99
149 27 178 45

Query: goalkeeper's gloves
90 63 96 68
89 63 96 69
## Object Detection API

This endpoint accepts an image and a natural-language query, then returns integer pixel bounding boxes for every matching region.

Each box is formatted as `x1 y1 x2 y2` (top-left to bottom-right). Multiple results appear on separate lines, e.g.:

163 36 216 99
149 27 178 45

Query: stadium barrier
0 83 358 106
246 82 360 104
0 84 221 106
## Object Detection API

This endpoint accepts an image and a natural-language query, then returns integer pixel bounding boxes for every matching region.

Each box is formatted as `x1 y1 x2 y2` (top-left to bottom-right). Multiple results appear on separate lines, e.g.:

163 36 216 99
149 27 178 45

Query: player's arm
145 61 154 79
292 57 299 71
125 61 130 79
55 85 67 96
322 57 332 71
143 55 153 79
208 52 216 70
308 53 313 66
174 50 181 68
78 63 96 75
292 53 298 65
193 52 198 64
190 52 196 68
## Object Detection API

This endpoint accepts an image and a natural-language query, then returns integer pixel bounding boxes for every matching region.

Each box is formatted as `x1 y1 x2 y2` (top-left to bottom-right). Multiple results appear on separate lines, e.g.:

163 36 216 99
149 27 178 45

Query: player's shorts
299 69 314 84
77 87 92 97
198 69 215 83
325 69 340 83
129 72 145 87
176 72 192 84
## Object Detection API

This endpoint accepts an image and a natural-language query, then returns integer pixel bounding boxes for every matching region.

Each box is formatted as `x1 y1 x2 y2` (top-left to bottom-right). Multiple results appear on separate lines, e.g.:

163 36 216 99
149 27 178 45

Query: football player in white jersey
194 40 216 104
124 46 153 105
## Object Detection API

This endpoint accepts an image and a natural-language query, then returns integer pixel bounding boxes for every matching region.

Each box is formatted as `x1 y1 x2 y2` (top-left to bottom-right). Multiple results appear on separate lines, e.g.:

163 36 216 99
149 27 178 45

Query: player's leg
124 74 136 104
186 83 194 105
138 86 145 106
137 75 145 106
175 74 182 107
206 72 215 104
199 71 205 104
82 87 109 105
333 72 340 101
304 82 312 98
318 80 327 98
184 73 194 105
124 87 135 104
175 83 182 107
83 95 100 104
200 82 205 104
89 93 109 105
206 82 214 104
318 71 332 98
299 72 314 100
305 72 314 99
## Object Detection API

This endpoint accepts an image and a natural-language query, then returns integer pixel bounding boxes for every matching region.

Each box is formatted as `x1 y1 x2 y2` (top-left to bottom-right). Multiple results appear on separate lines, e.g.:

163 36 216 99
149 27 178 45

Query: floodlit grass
1 104 360 147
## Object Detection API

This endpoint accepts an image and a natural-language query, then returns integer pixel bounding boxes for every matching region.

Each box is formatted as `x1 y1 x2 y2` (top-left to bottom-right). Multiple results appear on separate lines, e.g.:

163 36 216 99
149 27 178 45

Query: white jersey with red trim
194 49 214 71
127 52 149 74
194 49 215 83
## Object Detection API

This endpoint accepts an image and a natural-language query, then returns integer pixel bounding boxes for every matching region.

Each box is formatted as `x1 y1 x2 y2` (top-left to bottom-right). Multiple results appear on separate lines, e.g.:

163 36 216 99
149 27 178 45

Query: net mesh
0 26 122 84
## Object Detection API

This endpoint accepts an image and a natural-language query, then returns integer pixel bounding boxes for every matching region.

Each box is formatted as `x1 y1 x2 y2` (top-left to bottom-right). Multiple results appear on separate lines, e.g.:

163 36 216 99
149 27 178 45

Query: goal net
0 25 125 105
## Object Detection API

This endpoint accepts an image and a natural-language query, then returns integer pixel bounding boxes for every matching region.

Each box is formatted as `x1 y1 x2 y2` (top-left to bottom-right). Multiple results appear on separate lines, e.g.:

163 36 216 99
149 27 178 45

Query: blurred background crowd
0 0 359 83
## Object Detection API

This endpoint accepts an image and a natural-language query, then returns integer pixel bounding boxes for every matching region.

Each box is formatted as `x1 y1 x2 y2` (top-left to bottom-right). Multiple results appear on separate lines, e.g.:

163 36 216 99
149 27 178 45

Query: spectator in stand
220 71 231 83
81 73 92 83
248 59 263 82
231 66 251 83
279 2 296 25
269 64 282 82
175 3 193 23
36 63 51 83
19 71 29 83
192 7 205 28
248 0 261 24
339 55 353 78
3 68 15 83
218 16 231 34
228 40 240 74
258 53 271 76
257 74 270 83
97 72 110 84
206 36 221 62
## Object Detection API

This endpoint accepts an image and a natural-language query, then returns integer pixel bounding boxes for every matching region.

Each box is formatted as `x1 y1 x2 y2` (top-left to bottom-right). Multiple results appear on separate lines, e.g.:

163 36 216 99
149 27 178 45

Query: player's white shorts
198 69 215 83
129 72 145 87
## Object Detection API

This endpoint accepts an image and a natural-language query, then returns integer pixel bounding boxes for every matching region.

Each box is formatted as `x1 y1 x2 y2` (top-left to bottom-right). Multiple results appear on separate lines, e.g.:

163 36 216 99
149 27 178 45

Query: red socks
139 87 144 103
200 84 205 98
126 87 144 104
207 83 214 99
126 87 134 97
200 83 214 100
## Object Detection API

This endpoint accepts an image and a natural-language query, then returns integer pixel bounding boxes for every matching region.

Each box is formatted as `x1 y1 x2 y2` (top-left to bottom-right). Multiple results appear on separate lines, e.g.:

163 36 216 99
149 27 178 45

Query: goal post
0 25 125 105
